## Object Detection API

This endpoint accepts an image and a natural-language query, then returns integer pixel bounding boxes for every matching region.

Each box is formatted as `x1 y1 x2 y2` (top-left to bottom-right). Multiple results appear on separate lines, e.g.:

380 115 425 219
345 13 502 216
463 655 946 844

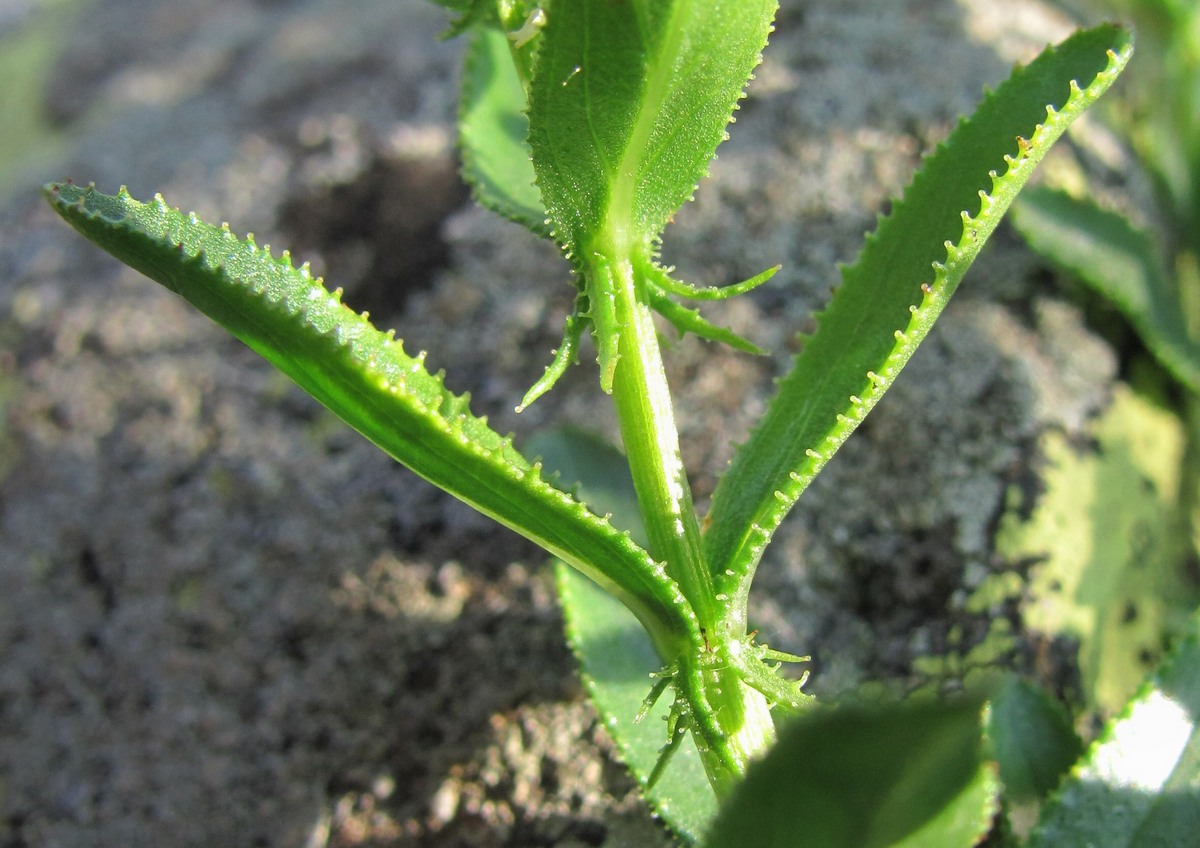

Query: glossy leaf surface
43 182 694 657
704 25 1134 601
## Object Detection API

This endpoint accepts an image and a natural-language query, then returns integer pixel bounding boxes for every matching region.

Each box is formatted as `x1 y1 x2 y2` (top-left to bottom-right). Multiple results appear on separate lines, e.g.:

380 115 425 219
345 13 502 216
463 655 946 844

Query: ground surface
0 0 1130 845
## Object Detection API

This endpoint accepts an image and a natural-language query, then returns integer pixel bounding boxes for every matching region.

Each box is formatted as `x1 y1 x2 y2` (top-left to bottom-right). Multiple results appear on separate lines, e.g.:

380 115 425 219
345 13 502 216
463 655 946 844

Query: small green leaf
517 297 587 412
532 429 717 843
1027 610 1200 848
889 763 1000 848
1010 186 1200 394
988 676 1082 802
459 26 549 237
647 287 765 355
705 25 1134 597
703 699 994 848
43 182 695 658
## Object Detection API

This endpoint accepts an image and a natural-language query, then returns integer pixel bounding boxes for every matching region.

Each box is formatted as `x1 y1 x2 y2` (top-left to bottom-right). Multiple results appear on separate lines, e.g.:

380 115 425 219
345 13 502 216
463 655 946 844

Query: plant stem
606 252 775 791
608 254 713 627
680 651 777 796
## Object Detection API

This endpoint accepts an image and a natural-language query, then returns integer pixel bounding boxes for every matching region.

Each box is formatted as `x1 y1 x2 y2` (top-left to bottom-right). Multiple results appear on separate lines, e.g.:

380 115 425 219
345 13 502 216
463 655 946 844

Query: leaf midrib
603 0 690 254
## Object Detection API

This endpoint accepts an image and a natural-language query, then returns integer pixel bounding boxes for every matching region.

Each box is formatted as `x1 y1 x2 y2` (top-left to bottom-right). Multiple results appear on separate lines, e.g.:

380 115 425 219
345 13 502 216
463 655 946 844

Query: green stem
608 254 713 626
605 251 775 792
679 649 777 797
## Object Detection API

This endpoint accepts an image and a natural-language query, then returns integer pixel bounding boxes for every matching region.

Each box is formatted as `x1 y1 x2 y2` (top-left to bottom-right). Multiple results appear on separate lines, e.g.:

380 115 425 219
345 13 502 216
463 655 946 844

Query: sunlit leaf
1027 611 1200 847
705 25 1134 604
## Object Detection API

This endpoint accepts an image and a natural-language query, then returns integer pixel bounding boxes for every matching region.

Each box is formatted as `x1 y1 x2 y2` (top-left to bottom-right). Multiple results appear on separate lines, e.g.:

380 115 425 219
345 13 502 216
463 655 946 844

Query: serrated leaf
526 0 776 390
531 429 717 844
704 25 1134 597
703 699 995 848
1027 611 1200 848
43 181 695 656
459 26 550 236
988 676 1082 802
528 0 776 257
558 565 718 844
1010 186 1200 394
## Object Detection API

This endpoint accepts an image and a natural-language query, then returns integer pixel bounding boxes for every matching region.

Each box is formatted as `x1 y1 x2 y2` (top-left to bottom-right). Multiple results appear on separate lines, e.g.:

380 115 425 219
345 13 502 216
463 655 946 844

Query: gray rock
0 0 1121 844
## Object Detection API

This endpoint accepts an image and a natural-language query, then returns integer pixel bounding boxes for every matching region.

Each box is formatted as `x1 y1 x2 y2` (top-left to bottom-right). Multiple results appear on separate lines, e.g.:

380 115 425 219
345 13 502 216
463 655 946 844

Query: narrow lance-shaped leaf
1011 185 1200 393
704 25 1134 601
43 181 696 659
527 0 777 389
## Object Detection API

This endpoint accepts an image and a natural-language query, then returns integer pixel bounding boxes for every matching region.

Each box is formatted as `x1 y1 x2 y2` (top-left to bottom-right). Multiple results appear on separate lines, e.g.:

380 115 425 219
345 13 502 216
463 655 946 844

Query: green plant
1003 0 1200 774
1010 0 1200 574
1012 0 1199 383
42 3 1198 845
